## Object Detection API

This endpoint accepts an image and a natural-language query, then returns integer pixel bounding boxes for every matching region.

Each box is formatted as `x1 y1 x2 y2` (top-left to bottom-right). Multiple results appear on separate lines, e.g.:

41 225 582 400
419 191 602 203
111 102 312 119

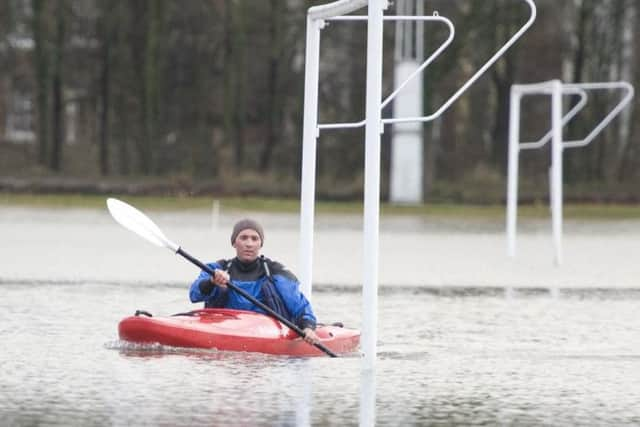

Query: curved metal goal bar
318 14 455 131
384 0 537 125
308 0 369 21
519 87 588 150
561 82 635 149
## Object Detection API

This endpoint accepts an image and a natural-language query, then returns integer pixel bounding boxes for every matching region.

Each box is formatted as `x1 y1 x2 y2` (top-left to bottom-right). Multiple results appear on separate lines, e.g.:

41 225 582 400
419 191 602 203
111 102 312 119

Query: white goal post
506 80 635 265
298 0 537 370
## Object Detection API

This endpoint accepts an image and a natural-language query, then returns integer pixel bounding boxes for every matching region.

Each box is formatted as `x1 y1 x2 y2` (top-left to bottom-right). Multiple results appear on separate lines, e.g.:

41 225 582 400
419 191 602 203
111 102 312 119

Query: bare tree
259 0 285 172
223 0 248 170
49 0 66 171
612 0 636 181
97 1 116 176
31 0 50 166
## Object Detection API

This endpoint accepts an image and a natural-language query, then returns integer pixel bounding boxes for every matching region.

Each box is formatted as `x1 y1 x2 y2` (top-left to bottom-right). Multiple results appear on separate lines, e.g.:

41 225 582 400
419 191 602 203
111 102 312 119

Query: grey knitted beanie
230 219 264 246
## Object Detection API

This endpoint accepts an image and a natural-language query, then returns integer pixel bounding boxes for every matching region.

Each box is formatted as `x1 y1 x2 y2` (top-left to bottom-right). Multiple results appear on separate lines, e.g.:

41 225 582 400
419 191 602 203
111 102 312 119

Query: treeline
0 0 638 201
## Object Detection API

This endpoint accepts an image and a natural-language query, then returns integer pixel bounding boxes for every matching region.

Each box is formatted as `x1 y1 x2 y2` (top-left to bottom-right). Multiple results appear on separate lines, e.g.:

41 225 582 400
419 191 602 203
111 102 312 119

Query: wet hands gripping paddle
106 198 337 357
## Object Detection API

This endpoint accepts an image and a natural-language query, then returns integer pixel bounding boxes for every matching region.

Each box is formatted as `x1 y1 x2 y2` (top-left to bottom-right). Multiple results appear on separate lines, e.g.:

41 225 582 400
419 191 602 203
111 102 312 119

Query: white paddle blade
106 198 179 252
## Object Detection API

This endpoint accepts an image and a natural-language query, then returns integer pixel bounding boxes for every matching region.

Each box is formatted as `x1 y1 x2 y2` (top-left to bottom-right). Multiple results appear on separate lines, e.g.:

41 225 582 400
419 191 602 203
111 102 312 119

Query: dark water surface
2 281 640 426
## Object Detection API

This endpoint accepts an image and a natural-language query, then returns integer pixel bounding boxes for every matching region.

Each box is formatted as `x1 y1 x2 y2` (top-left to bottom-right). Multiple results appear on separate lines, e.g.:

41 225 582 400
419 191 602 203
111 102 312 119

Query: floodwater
2 205 640 426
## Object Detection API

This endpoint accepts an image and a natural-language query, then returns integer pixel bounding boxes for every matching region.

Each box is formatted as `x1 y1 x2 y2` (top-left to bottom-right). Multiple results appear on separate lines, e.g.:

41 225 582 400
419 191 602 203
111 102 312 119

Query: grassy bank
1 192 639 220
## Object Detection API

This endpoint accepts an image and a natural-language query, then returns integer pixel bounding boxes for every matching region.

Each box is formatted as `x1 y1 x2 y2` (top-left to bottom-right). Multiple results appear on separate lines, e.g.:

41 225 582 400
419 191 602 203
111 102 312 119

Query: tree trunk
112 1 130 176
491 72 513 175
50 0 65 172
140 0 163 175
564 0 590 183
561 1 577 84
222 0 235 168
233 2 247 169
489 0 518 176
613 0 636 181
98 5 113 176
222 0 247 170
129 0 163 175
259 0 284 172
31 0 49 166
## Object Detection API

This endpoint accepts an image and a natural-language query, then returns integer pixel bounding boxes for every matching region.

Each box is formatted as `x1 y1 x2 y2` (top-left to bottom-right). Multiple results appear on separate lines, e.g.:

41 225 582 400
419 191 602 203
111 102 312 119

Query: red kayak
118 308 360 357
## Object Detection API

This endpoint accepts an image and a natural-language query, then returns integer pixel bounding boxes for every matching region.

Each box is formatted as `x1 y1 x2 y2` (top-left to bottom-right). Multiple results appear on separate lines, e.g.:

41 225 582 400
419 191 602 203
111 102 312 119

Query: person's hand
210 269 230 288
302 327 320 345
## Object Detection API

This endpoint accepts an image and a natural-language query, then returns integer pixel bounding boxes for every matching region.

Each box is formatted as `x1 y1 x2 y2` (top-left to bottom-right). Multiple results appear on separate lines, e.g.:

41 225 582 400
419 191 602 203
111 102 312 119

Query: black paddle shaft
176 247 338 357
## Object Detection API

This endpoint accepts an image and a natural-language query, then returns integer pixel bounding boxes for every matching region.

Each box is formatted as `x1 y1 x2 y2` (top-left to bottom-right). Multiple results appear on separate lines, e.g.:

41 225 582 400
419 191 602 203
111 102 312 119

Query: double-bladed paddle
106 198 337 357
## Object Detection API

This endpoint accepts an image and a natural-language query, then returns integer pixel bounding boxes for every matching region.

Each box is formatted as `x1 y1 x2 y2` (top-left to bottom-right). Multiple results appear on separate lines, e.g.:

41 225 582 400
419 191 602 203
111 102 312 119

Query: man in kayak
189 219 320 345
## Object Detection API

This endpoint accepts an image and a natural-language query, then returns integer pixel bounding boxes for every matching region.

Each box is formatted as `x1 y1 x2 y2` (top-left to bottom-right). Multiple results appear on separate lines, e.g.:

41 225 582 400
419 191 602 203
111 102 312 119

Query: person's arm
296 304 317 331
189 262 229 303
295 299 319 344
268 260 319 343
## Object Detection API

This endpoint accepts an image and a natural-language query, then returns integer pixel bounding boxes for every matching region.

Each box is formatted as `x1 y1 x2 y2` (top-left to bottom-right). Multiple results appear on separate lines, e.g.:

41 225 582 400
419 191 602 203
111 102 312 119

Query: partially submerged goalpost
506 80 635 265
299 0 537 369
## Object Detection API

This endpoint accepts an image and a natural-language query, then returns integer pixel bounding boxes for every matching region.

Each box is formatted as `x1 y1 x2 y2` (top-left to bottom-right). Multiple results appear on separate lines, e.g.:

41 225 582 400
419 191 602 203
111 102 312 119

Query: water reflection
359 368 376 427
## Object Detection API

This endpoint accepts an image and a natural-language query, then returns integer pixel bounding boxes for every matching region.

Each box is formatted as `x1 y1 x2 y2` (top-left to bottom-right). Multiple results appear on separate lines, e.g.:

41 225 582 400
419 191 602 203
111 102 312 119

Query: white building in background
390 0 424 204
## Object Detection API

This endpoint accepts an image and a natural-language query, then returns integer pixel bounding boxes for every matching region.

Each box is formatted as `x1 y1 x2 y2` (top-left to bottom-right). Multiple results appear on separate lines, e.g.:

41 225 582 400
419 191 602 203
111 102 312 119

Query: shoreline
1 174 640 214
1 191 640 221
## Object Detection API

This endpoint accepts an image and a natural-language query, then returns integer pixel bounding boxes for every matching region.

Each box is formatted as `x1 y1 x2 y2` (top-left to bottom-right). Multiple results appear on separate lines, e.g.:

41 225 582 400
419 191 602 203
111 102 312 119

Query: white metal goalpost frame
506 80 635 265
317 14 455 131
299 0 537 368
300 9 455 295
301 0 536 289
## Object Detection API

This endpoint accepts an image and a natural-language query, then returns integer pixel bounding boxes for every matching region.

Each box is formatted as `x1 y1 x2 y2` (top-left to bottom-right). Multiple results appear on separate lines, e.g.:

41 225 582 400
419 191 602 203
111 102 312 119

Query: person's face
233 229 262 262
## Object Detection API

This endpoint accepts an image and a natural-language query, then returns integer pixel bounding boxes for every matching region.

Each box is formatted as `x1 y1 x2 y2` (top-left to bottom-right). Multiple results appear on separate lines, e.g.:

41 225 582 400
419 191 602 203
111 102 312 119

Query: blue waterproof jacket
189 256 317 330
